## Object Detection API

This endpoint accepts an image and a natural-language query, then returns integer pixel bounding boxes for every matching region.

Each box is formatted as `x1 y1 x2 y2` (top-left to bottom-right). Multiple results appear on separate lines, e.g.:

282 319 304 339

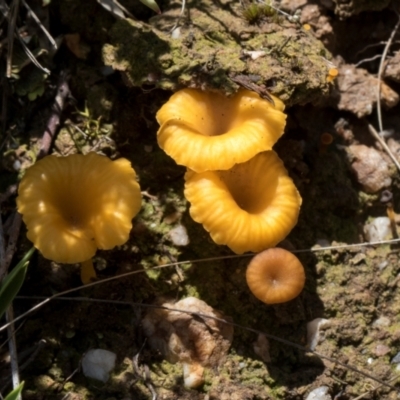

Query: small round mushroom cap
17 153 142 264
184 151 302 254
246 248 305 304
157 89 286 172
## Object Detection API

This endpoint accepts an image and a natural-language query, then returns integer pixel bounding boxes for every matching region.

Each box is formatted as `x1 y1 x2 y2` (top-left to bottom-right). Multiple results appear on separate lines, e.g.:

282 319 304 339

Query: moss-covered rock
103 0 332 105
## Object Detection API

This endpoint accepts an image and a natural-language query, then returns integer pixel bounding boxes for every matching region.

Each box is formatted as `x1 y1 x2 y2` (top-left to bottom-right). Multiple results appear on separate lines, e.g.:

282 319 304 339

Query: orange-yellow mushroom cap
326 67 339 83
17 153 142 264
184 151 302 254
156 89 286 172
246 248 305 304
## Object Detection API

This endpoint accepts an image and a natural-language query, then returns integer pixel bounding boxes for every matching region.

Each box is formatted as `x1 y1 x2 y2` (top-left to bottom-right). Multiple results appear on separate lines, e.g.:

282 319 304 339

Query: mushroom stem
80 258 97 284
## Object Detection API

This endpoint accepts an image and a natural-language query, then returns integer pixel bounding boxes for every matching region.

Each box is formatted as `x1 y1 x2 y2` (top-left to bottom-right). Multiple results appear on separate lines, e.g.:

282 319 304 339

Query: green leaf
4 381 24 400
139 0 160 13
0 247 35 319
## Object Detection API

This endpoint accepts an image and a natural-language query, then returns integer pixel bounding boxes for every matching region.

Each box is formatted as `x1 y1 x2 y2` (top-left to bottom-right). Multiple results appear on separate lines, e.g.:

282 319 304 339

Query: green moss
150 360 183 389
242 2 276 24
103 0 331 105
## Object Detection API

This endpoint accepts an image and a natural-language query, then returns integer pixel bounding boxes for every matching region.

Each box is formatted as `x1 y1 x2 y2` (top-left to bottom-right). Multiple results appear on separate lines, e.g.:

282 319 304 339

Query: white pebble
364 217 391 242
171 27 181 39
378 260 389 270
243 50 267 60
306 318 330 351
305 386 331 400
82 349 116 382
13 160 21 171
373 316 390 327
169 225 190 246
391 352 400 364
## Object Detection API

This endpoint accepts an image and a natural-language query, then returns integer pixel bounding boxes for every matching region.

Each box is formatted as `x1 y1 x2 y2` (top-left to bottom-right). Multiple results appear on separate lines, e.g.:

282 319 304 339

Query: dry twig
367 123 400 173
376 15 400 133
4 236 400 333
38 74 70 159
6 0 20 78
0 213 22 281
21 0 57 50
4 238 400 393
15 294 399 392
5 307 21 400
169 0 186 33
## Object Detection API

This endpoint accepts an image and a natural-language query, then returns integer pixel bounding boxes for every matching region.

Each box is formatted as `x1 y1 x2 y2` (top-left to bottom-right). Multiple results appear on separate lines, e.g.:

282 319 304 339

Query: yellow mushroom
246 248 305 304
156 89 286 172
184 151 302 254
17 153 142 282
326 67 338 83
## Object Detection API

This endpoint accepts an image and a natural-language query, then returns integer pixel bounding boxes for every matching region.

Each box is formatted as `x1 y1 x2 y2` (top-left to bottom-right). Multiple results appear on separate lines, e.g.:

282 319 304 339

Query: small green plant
73 103 112 141
242 1 275 24
74 103 105 137
4 382 24 400
0 247 35 319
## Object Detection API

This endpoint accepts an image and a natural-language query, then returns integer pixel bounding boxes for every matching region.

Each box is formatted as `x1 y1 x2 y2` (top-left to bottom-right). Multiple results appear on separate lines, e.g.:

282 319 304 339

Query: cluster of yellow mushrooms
16 88 306 304
157 89 302 254
157 88 305 303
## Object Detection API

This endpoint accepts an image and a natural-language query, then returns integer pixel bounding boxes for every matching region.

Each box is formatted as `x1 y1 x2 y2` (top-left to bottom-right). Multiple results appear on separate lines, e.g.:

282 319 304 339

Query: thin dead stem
2 238 400 392
14 295 399 392
0 213 22 281
352 378 397 400
38 74 70 159
6 0 20 78
170 0 186 33
376 15 400 133
6 306 21 400
355 41 387 57
21 0 57 50
367 123 400 173
0 211 5 278
355 54 382 67
3 237 400 333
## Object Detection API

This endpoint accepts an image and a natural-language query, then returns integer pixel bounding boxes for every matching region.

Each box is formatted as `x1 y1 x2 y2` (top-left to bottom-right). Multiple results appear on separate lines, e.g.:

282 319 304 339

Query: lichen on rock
102 0 333 105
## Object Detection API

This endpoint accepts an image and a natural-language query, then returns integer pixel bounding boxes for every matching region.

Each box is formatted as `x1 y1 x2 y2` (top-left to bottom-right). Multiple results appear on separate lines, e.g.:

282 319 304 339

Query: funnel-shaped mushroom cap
157 89 286 172
17 153 142 264
184 151 301 254
246 248 305 304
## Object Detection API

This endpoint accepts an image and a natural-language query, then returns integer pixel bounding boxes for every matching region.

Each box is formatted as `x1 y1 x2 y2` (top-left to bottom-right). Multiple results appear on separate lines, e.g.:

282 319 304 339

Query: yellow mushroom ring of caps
246 248 305 304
